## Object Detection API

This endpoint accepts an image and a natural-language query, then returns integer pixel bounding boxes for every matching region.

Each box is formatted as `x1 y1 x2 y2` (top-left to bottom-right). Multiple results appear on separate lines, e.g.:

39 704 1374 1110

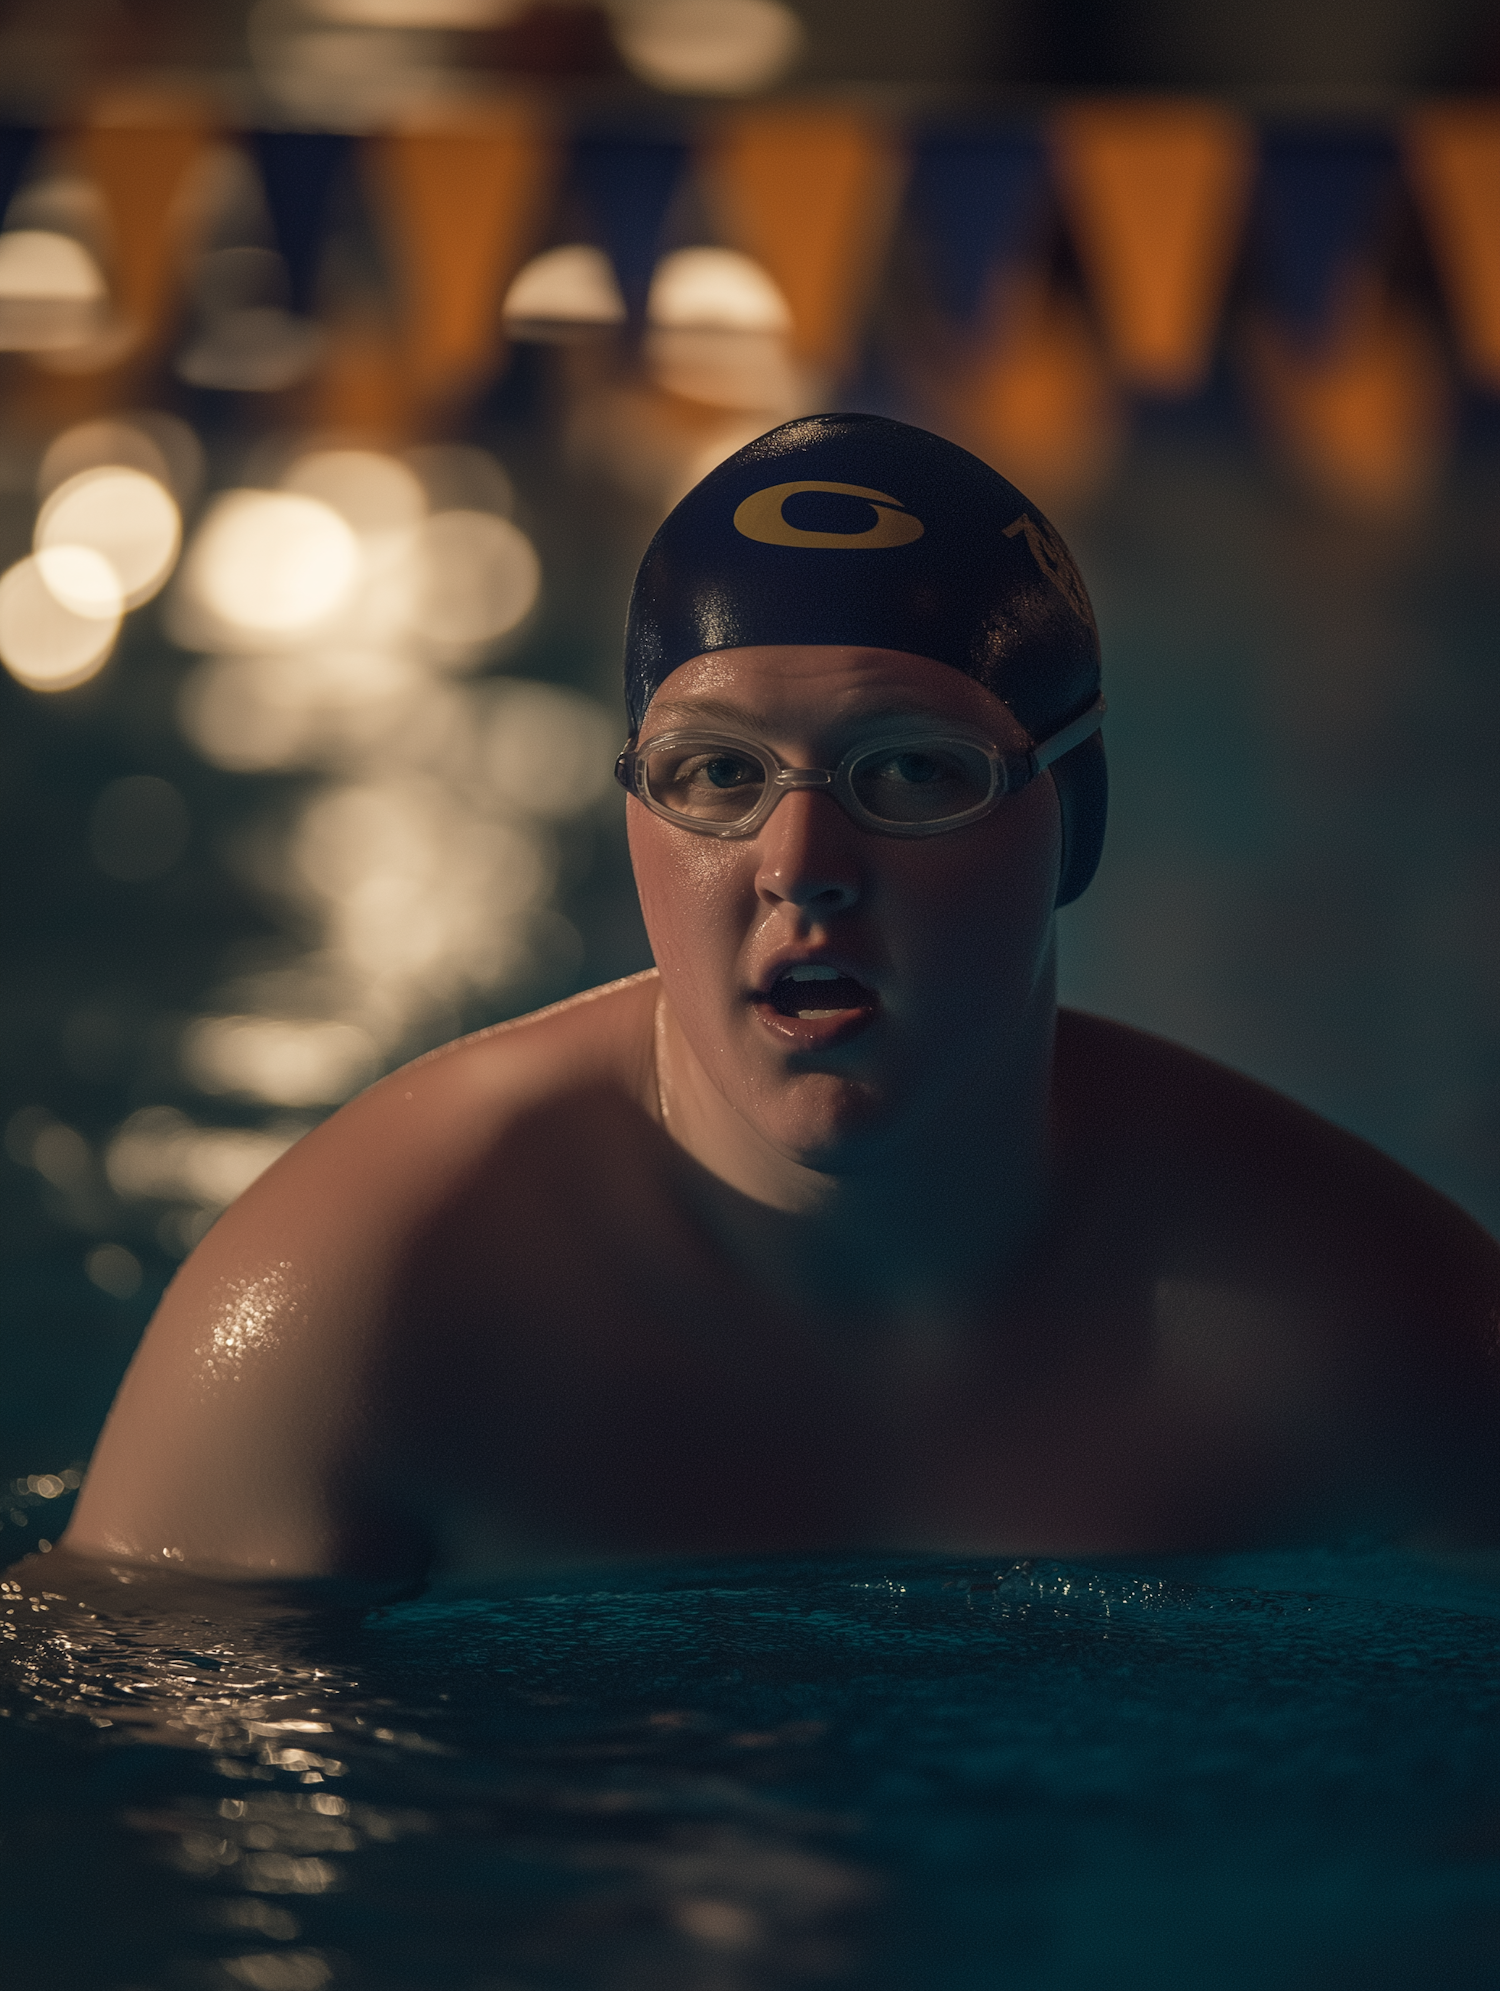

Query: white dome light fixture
647 247 793 331
0 230 109 351
644 247 804 411
502 244 628 335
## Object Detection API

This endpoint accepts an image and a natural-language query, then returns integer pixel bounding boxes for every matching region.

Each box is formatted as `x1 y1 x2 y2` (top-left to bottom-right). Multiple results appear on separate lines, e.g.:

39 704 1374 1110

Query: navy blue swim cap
624 413 1106 905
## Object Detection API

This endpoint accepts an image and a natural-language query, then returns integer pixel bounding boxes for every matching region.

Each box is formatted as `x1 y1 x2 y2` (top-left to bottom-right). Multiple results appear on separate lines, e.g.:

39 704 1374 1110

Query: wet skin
64 648 1500 1594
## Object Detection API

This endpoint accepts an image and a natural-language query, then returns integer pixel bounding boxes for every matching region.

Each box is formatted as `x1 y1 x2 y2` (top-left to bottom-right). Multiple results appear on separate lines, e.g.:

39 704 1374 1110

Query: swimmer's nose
754 788 861 920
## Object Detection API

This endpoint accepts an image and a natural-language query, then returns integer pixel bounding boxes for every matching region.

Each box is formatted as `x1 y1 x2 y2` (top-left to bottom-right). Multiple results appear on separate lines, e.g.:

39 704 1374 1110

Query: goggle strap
1030 696 1107 773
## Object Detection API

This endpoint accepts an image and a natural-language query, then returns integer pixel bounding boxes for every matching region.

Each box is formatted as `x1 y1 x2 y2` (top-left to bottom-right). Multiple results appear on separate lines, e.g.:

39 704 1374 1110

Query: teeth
786 965 840 981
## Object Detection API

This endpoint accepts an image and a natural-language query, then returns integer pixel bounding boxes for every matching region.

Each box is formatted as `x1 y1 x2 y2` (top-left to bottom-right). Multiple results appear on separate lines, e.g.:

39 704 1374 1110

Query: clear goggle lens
640 736 997 830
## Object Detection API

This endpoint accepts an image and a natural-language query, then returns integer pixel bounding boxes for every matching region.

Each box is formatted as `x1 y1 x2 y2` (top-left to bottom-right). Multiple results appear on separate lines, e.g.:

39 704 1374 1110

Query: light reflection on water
2 1557 880 1988
5 1551 1500 1988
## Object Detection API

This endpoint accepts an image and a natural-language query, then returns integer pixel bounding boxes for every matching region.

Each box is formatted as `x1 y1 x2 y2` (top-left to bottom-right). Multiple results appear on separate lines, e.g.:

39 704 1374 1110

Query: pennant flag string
3 92 1497 520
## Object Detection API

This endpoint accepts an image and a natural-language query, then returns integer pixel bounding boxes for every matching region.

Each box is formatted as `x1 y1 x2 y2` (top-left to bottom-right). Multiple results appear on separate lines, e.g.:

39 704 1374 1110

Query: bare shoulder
64 972 661 1583
1054 1005 1500 1378
356 964 661 1157
189 968 659 1276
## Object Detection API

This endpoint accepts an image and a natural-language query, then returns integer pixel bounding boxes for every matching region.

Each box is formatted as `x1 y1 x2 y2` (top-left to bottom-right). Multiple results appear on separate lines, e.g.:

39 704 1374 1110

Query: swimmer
60 414 1500 1593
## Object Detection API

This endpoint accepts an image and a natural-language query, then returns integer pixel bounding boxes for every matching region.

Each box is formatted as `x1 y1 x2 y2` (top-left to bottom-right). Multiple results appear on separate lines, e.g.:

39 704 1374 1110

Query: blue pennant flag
0 128 39 229
248 130 356 317
905 128 1049 324
570 134 689 324
1253 126 1401 336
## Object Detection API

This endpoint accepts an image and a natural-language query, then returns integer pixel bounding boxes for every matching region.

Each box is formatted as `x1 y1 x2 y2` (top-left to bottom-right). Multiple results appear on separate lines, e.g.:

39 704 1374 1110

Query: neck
652 977 1057 1321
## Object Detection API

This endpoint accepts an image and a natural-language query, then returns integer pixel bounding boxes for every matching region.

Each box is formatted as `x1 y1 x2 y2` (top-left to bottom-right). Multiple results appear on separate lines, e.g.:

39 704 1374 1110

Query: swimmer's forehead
640 644 1031 746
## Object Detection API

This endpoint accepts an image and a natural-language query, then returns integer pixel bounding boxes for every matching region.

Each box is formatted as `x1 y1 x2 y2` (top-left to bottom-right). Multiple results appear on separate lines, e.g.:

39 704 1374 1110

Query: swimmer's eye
701 754 761 790
642 744 767 821
878 751 945 785
849 740 994 823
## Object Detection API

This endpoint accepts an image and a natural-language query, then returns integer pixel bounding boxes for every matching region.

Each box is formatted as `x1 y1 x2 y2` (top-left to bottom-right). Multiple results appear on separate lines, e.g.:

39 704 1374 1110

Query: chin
747 1072 903 1173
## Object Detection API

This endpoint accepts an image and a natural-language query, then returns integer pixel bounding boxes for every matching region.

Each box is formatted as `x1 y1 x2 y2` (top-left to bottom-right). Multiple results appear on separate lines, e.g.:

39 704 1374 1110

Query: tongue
767 975 872 1017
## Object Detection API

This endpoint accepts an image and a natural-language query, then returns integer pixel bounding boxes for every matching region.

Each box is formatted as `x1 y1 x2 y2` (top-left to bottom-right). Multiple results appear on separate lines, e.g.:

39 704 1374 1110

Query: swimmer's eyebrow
642 696 953 732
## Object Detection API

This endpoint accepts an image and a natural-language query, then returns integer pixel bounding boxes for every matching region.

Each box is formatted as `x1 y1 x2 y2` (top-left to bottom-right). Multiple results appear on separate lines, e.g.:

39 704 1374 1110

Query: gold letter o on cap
732 480 925 550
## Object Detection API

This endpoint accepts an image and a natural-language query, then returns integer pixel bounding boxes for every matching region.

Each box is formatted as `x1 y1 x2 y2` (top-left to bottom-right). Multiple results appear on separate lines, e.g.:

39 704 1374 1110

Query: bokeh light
502 245 628 333
158 431 566 1068
281 450 426 537
247 1 456 124
36 468 182 609
401 510 542 657
402 443 515 518
83 1242 142 1299
178 649 427 773
0 229 104 302
181 1015 379 1108
610 0 804 94
104 1107 304 1212
169 450 538 670
173 491 361 645
32 544 123 620
289 776 554 999
645 326 804 409
643 250 800 407
39 412 205 509
0 553 119 690
481 682 618 820
23 1118 92 1189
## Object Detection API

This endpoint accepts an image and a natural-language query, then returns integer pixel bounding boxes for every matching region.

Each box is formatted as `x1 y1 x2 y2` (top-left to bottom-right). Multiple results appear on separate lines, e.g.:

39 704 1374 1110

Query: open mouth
761 966 876 1020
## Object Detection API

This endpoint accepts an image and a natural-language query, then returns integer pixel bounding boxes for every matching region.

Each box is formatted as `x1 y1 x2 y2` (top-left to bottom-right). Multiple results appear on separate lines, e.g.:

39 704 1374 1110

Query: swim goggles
614 696 1105 840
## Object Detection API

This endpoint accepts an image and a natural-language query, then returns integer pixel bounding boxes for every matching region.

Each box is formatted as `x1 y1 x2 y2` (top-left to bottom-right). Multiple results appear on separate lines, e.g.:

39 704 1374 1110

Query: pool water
4 1548 1500 1990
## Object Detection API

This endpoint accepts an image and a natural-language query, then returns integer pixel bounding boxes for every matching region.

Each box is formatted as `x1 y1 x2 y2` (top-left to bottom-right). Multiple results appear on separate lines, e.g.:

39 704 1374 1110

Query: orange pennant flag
1051 99 1254 395
913 273 1125 517
306 322 413 443
1403 102 1500 392
1245 274 1450 520
71 90 217 359
365 105 560 414
699 106 905 378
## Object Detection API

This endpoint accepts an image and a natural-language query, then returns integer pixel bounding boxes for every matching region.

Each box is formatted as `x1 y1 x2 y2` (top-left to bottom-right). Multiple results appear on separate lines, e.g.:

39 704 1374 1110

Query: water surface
4 1547 1500 1989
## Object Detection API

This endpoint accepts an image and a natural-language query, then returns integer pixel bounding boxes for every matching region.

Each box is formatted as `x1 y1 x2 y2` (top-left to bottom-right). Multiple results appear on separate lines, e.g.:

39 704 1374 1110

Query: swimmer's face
627 645 1062 1167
